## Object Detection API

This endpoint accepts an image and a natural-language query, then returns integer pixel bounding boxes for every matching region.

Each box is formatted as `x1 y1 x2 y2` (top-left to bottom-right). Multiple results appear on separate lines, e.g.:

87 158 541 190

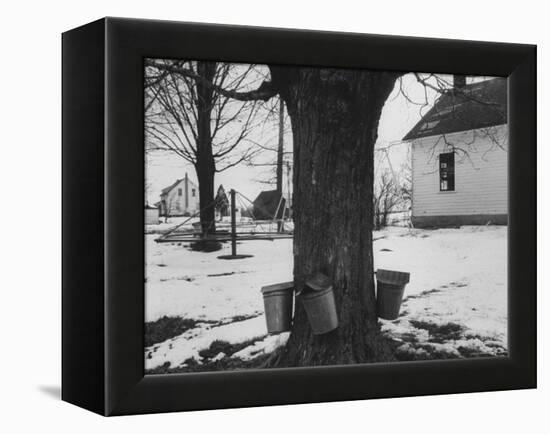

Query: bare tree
245 96 293 190
161 195 176 224
373 171 400 230
373 145 412 229
145 60 266 234
400 149 413 206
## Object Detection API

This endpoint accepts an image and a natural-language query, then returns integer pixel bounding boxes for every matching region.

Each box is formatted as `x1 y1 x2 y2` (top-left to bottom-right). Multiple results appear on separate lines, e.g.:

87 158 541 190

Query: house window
439 152 455 191
178 188 182 196
192 189 196 197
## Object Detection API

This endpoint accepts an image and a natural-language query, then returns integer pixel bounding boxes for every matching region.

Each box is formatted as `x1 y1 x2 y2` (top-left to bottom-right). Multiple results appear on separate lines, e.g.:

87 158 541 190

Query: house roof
160 176 198 196
160 178 182 195
253 190 282 205
402 78 507 141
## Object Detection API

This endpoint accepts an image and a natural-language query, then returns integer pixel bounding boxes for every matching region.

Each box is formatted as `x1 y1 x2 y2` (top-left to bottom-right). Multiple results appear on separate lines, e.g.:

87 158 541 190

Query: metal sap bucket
376 269 410 320
299 273 338 335
261 281 294 334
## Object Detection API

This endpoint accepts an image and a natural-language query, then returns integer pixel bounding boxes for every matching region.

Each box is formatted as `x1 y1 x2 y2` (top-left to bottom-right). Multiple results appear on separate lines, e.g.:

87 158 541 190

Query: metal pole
286 160 292 219
276 99 284 194
230 189 236 256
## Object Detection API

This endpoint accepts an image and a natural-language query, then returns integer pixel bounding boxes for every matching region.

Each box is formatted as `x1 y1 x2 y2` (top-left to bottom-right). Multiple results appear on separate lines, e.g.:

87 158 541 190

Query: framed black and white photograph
143 62 509 373
62 17 536 415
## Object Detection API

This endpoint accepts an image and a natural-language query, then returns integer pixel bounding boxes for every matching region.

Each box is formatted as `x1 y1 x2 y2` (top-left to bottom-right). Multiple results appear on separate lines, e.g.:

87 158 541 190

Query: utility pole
276 99 284 195
286 160 292 218
230 189 236 256
277 100 285 232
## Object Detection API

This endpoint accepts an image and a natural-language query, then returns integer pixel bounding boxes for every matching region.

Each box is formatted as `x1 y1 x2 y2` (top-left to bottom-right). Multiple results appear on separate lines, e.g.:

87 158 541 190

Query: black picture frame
62 17 536 416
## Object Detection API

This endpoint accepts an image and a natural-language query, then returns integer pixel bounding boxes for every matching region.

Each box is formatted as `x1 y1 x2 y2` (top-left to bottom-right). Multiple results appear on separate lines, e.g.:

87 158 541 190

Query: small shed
145 205 160 225
253 190 286 220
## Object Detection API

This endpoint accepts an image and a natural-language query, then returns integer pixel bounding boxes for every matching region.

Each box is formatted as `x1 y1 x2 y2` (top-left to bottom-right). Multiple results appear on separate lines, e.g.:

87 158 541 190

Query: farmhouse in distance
154 174 233 221
403 76 508 228
157 173 200 217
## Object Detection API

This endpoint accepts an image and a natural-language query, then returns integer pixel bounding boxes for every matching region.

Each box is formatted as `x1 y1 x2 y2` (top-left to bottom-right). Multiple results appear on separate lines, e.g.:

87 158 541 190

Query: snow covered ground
145 225 507 371
375 226 507 360
145 216 194 234
145 231 293 370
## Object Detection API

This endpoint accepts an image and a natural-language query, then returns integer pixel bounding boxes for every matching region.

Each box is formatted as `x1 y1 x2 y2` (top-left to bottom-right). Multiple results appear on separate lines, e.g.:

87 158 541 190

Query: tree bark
195 61 217 235
268 67 401 366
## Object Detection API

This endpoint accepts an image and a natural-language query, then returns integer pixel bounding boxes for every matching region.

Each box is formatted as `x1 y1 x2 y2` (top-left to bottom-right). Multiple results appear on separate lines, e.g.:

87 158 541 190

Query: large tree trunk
195 159 215 233
195 62 217 236
269 67 400 367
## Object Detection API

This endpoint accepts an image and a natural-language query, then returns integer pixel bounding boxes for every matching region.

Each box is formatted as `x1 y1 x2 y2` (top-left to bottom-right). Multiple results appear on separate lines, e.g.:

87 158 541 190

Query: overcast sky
145 70 458 206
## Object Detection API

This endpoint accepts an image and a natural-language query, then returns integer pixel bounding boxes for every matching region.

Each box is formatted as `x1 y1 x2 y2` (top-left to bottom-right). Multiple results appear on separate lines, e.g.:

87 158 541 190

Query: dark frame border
78 17 536 415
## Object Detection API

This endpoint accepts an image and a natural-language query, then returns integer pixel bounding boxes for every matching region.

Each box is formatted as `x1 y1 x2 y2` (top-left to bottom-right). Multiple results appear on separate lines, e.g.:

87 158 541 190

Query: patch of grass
146 353 273 374
456 344 507 358
402 288 441 302
459 334 509 357
145 316 202 347
198 340 233 359
399 332 420 343
224 312 263 324
420 345 461 359
207 270 250 277
146 336 269 375
398 309 410 318
409 320 465 342
399 230 433 238
448 281 467 288
159 275 195 282
394 351 417 362
391 340 461 362
146 361 173 374
456 346 484 358
198 337 266 360
205 312 264 328
146 342 271 375
389 326 509 361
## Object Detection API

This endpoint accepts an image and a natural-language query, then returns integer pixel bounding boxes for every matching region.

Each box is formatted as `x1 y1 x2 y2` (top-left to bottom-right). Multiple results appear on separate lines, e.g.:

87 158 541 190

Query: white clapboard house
158 172 200 217
402 76 508 228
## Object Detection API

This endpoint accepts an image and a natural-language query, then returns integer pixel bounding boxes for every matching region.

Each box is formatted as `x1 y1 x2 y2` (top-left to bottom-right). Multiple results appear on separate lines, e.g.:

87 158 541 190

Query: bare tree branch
145 59 278 102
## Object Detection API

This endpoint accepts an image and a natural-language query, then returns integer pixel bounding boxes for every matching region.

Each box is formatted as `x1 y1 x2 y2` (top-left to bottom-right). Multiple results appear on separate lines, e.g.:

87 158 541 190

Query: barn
252 190 286 220
403 77 508 228
158 173 200 217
